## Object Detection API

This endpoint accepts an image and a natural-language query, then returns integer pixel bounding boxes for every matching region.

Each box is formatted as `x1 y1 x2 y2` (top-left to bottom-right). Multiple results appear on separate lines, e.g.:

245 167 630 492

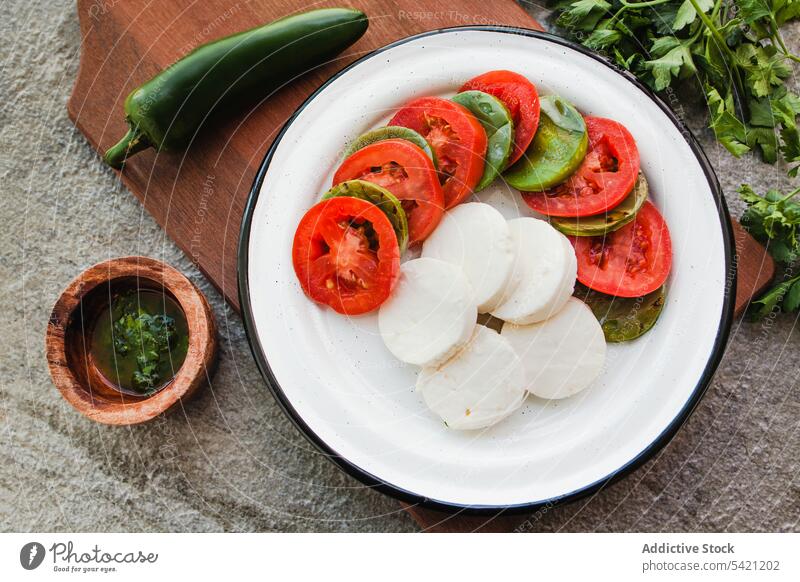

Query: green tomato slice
343 126 436 168
551 172 649 236
321 180 409 254
575 283 666 343
503 95 588 191
451 90 514 191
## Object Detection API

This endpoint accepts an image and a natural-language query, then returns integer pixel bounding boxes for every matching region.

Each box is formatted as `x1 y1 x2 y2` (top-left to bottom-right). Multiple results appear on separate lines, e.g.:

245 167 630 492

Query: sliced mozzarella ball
490 217 576 325
378 258 476 367
417 325 527 430
502 297 606 400
421 202 515 313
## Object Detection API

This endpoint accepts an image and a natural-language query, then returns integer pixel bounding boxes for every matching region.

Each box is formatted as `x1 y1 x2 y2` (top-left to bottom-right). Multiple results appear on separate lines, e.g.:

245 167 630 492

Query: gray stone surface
0 0 798 532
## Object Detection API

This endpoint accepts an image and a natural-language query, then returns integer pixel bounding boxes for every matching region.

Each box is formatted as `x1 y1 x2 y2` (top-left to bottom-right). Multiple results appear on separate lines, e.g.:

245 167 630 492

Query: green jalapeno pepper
104 8 368 168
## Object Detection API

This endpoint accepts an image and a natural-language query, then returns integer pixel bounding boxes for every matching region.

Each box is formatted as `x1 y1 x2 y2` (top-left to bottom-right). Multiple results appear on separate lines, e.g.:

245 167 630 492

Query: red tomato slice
523 117 640 218
388 97 487 209
460 70 540 165
333 139 444 244
292 197 400 315
570 201 671 297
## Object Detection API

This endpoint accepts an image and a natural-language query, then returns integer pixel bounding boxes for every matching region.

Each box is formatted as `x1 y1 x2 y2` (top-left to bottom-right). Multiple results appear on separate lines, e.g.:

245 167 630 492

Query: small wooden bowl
45 256 217 425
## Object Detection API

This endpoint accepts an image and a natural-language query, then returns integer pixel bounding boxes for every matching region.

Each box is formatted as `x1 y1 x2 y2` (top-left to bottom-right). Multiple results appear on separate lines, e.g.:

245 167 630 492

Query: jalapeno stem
103 125 152 169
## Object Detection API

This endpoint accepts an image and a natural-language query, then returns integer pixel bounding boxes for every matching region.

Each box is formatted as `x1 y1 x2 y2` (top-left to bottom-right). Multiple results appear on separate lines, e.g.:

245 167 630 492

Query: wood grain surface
66 0 774 532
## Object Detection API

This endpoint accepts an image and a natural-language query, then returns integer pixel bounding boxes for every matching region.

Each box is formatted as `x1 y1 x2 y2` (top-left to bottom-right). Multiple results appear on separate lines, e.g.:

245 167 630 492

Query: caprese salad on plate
290 69 673 431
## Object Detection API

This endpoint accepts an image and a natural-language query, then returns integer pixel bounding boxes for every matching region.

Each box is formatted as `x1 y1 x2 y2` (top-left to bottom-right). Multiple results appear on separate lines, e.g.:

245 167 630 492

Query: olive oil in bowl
90 289 189 396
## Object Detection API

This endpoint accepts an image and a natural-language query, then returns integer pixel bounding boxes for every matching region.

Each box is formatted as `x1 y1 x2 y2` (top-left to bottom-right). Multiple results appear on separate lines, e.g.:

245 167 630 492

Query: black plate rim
237 25 736 515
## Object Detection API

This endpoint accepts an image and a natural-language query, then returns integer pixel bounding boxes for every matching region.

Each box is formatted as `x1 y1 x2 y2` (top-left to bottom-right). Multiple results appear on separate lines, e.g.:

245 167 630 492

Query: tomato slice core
333 139 444 244
292 197 400 314
389 97 487 208
570 201 671 298
523 116 640 218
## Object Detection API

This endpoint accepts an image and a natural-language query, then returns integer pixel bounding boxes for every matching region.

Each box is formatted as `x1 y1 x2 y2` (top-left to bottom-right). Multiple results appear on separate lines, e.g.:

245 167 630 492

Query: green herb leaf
783 276 800 310
707 87 751 156
556 0 612 31
749 97 777 127
749 273 800 318
673 0 713 31
549 0 800 174
738 183 800 263
584 27 623 49
736 44 791 98
775 0 800 25
646 43 696 91
111 296 177 392
734 0 772 25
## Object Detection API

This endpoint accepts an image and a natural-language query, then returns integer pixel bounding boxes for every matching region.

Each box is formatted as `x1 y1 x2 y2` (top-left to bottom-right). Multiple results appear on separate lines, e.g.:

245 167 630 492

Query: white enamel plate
239 28 734 511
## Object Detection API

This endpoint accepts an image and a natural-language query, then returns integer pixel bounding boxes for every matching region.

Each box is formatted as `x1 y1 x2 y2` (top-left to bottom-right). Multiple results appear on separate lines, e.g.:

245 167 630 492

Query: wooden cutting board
67 0 774 533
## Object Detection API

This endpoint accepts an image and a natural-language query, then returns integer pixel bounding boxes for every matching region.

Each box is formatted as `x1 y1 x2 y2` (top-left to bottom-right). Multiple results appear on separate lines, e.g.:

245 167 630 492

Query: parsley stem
609 7 627 26
779 187 800 203
769 14 800 63
618 0 671 7
686 0 746 110
772 26 800 63
686 0 719 45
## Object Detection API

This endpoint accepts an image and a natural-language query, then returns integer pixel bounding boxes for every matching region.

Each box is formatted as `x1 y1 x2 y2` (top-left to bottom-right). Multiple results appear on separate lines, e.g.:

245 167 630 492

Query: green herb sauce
90 289 189 395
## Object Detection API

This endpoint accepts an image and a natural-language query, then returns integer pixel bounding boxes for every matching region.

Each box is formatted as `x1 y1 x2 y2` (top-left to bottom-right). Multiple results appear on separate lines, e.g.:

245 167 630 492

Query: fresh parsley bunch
739 183 800 316
549 0 800 174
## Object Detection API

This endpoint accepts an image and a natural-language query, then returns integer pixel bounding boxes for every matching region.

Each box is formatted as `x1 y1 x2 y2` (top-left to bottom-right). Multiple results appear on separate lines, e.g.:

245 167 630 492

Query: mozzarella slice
490 217 576 325
378 258 476 367
502 297 606 400
559 232 578 301
421 202 515 313
417 325 527 430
